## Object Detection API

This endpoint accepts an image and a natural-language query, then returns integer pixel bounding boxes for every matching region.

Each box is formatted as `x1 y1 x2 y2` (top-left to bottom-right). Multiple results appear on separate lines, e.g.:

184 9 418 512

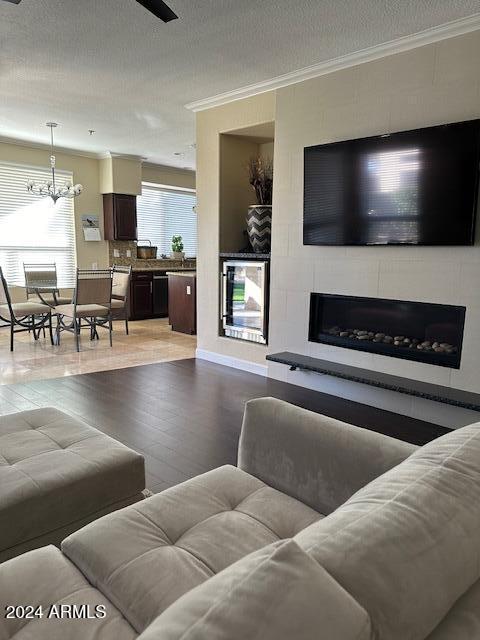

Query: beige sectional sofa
1 397 480 639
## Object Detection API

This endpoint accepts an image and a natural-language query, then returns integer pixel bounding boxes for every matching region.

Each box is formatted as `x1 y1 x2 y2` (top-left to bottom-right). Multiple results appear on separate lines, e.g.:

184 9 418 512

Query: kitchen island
128 266 196 320
167 271 197 335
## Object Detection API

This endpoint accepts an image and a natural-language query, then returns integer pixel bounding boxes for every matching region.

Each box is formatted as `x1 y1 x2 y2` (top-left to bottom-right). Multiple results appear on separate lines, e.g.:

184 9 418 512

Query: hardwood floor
0 358 449 493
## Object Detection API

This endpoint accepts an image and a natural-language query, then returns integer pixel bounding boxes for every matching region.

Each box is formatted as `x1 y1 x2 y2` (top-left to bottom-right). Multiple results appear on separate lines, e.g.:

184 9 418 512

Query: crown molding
0 137 149 163
0 135 102 159
98 151 145 161
0 136 193 171
185 13 480 112
142 161 195 174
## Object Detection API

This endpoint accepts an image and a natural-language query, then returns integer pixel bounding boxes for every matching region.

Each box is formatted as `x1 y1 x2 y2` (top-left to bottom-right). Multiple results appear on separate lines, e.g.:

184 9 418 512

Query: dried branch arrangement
247 156 273 206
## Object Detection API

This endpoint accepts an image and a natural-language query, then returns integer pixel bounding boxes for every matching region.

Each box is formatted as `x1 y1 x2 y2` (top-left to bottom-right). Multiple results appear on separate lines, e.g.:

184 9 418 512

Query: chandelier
27 123 84 203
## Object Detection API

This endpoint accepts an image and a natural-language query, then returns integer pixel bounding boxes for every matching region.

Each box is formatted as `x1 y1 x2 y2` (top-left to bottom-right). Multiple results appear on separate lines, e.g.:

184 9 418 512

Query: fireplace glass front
309 293 465 368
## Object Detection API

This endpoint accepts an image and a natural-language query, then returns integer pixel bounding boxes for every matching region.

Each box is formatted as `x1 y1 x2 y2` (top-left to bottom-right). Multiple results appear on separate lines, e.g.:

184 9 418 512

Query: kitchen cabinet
129 270 169 320
103 193 137 241
153 273 169 317
168 272 196 335
130 272 153 320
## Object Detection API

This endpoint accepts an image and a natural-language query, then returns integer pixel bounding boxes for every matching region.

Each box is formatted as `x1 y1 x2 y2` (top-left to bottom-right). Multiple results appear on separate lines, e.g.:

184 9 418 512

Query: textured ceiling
1 0 479 169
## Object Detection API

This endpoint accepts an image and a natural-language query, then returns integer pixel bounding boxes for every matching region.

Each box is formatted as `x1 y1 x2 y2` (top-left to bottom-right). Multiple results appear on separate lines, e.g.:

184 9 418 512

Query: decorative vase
171 251 185 260
246 205 272 253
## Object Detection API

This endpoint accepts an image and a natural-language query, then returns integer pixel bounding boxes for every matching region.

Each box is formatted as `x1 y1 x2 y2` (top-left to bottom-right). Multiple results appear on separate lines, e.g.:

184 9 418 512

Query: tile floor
0 318 196 385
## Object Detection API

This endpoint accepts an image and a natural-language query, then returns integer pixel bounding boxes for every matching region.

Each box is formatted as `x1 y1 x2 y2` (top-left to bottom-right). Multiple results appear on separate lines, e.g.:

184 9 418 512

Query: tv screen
303 120 480 246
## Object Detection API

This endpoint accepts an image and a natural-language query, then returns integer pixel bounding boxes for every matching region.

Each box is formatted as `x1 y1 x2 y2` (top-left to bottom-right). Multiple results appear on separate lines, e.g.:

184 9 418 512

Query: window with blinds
0 162 76 287
137 183 197 257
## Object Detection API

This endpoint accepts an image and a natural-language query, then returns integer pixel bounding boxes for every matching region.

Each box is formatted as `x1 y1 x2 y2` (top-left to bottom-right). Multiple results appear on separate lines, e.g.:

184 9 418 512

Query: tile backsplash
109 241 196 270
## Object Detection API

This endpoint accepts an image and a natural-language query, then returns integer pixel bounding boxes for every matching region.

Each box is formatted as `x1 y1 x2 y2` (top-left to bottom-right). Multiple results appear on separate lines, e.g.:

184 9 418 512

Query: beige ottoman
0 407 145 562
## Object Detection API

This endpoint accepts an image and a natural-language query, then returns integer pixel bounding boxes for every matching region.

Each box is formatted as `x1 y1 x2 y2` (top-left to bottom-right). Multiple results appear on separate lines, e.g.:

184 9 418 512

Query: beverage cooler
221 260 269 344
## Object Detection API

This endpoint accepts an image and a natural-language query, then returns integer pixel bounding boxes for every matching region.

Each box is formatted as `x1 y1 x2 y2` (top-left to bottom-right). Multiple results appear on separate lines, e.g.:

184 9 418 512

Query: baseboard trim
195 349 268 377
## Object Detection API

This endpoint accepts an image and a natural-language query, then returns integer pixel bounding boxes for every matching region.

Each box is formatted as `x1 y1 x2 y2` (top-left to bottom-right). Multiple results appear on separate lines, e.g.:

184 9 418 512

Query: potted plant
171 235 185 259
246 156 273 253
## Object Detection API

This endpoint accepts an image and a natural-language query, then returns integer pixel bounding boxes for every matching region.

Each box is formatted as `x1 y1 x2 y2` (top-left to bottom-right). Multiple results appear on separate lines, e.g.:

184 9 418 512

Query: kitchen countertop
132 266 195 272
219 252 270 259
166 271 196 277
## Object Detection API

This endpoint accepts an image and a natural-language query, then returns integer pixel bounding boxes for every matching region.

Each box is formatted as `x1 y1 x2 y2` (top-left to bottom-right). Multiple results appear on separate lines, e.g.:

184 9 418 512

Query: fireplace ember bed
309 293 466 369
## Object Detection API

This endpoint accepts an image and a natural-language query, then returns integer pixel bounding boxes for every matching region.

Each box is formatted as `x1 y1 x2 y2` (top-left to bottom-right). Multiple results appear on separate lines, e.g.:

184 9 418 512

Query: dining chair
0 266 53 352
23 263 72 306
111 265 132 335
54 269 113 352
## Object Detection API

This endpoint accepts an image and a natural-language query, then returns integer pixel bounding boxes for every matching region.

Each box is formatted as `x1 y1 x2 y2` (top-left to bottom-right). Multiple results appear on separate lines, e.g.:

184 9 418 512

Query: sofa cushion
295 422 480 640
138 539 372 640
62 465 321 633
426 579 480 640
0 545 136 640
0 407 145 554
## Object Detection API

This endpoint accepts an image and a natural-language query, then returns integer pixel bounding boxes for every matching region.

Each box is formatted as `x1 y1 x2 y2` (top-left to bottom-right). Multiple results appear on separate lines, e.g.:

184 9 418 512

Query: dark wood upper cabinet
103 193 138 241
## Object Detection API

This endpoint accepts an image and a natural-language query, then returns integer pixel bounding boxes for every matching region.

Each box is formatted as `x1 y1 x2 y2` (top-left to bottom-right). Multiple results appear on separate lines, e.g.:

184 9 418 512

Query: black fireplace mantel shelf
266 352 480 412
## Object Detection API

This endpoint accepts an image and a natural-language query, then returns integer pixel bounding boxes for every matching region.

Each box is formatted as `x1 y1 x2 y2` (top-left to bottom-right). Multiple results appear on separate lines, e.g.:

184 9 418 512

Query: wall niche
219 121 274 253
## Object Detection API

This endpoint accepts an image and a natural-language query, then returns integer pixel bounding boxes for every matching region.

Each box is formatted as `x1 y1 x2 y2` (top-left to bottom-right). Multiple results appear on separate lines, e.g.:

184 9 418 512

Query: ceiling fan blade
1 0 23 4
136 0 178 22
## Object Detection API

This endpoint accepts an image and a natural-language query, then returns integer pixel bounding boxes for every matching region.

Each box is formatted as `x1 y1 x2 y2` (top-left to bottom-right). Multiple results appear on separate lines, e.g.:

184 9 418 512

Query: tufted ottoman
0 407 145 562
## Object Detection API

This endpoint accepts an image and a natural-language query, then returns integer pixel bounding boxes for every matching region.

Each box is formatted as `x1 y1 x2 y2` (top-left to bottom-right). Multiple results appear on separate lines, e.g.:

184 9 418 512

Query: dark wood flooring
0 358 449 493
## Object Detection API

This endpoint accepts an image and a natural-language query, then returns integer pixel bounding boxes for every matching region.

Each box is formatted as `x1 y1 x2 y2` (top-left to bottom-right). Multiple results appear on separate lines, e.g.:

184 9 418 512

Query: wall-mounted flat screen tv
303 120 480 246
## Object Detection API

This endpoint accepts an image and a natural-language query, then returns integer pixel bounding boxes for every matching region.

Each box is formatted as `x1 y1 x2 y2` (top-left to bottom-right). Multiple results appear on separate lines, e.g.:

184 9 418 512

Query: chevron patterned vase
246 205 272 253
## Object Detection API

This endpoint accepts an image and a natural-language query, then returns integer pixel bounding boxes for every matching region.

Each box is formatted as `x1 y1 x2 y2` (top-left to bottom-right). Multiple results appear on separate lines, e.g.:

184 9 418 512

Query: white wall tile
268 32 480 396
271 222 289 257
269 287 287 320
356 46 436 99
434 32 480 86
377 260 461 304
314 258 380 297
273 256 315 292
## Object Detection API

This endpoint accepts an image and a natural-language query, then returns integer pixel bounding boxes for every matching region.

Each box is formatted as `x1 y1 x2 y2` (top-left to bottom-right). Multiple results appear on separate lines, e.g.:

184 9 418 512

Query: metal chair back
112 265 132 302
75 269 113 307
24 263 59 297
0 267 12 315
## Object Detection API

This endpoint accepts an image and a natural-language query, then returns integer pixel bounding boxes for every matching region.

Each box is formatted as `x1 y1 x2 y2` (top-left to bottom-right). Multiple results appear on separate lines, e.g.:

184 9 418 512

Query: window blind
137 184 197 257
0 162 76 287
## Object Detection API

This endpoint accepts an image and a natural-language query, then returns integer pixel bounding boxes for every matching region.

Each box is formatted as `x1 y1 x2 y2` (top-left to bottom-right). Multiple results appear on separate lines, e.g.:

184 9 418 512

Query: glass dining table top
19 285 60 291
19 284 65 308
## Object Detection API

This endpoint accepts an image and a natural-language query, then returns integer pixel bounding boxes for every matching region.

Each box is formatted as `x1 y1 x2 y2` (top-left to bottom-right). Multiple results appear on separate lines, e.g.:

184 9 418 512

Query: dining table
18 284 67 343
19 284 64 308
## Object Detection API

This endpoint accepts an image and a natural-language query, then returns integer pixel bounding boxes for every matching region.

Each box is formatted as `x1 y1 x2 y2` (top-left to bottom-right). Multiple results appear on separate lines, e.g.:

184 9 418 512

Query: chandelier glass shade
27 123 83 203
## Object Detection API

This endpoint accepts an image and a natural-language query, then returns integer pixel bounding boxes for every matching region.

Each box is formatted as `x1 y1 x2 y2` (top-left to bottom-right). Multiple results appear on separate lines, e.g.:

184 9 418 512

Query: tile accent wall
268 32 480 414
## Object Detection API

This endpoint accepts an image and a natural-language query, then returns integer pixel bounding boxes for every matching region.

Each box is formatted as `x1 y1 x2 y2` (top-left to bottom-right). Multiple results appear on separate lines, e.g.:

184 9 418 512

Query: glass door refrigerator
221 260 269 344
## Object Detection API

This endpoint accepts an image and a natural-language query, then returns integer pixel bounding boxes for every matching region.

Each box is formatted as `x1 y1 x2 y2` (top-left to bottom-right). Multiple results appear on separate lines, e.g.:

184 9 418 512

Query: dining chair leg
109 315 113 347
10 323 14 352
31 316 38 341
55 316 61 346
48 314 54 346
90 320 97 341
125 315 129 336
75 318 80 352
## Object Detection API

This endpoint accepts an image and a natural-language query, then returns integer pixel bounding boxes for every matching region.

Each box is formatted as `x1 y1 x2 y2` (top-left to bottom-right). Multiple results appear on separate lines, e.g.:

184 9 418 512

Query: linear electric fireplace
309 293 466 369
